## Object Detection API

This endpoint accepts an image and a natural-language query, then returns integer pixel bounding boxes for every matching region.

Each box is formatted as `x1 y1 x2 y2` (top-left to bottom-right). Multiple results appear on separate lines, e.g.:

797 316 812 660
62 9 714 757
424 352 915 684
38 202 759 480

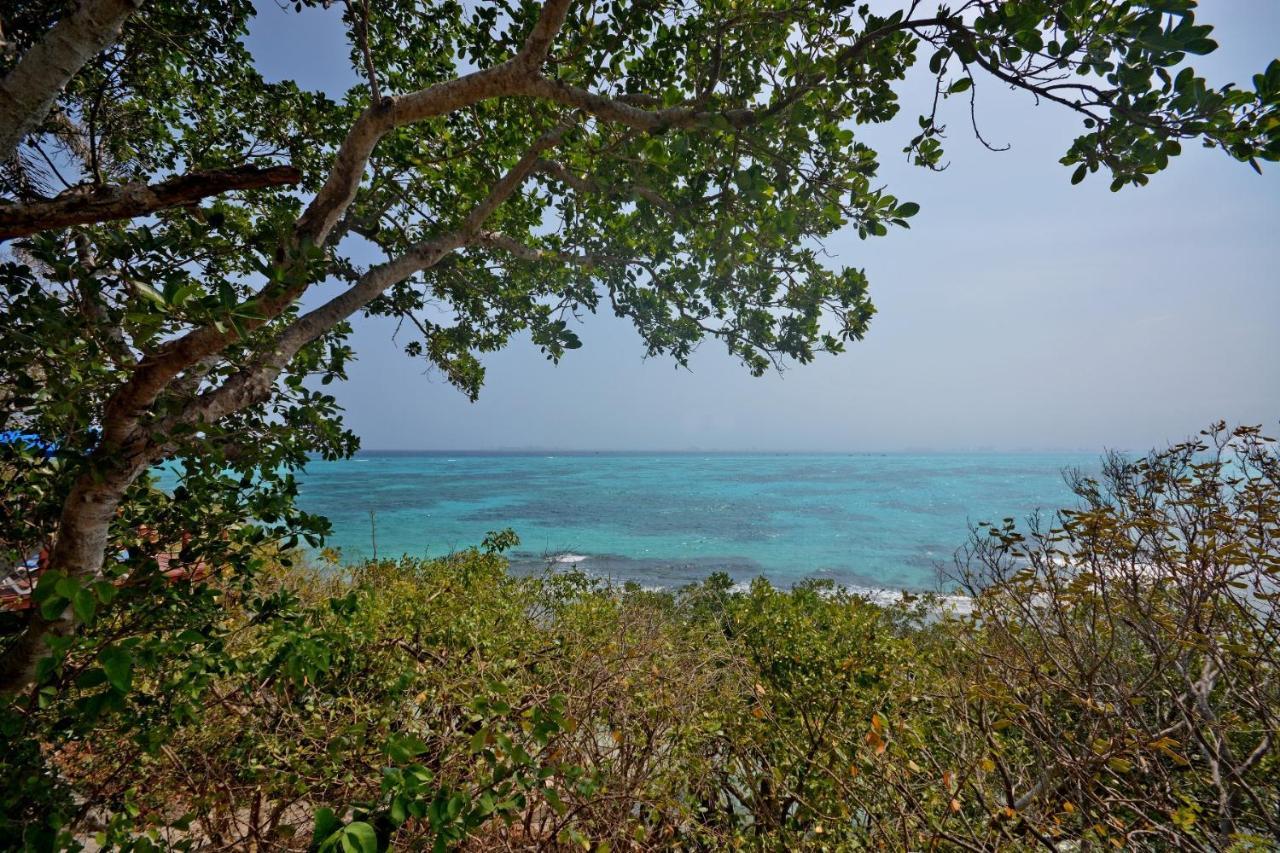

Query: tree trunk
0 0 145 161
0 456 143 694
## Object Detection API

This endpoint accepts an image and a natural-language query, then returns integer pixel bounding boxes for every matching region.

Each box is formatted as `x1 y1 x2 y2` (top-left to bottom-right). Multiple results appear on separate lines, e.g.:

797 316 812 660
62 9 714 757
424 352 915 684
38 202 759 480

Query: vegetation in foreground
1 423 1276 850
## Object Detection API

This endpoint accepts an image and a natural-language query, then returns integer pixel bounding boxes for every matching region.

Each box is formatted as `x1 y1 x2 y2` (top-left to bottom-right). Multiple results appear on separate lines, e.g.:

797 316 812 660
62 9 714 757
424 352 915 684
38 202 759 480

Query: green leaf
339 823 378 853
76 668 108 689
39 595 69 621
389 796 407 825
1107 757 1133 774
544 786 567 816
311 808 341 847
99 646 133 694
896 202 920 218
446 794 465 821
468 727 489 754
72 588 96 624
473 792 496 818
133 281 167 307
93 580 118 605
32 570 67 604
387 733 428 763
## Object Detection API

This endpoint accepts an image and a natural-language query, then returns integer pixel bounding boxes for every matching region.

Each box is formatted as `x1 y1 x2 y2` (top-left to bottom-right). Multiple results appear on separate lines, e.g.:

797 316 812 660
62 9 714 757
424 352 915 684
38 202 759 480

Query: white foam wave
847 585 973 614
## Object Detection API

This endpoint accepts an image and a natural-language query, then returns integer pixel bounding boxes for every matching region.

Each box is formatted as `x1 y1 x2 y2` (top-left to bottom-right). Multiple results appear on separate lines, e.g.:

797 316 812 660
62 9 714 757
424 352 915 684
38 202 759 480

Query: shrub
946 422 1280 849
3 424 1276 850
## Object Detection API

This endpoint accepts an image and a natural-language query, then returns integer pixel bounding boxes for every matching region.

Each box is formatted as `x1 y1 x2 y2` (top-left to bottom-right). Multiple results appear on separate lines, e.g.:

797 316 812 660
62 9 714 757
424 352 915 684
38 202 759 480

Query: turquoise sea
293 452 1097 591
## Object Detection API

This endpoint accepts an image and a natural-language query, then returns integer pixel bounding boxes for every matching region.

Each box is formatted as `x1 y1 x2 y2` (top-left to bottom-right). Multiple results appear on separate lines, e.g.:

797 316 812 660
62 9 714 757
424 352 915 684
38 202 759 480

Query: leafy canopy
3 0 1276 413
0 0 1277 769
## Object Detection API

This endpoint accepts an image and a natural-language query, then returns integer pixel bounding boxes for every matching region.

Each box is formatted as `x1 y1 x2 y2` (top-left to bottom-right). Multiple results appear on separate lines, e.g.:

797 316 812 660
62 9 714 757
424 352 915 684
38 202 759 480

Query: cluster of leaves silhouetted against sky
3 0 1277 406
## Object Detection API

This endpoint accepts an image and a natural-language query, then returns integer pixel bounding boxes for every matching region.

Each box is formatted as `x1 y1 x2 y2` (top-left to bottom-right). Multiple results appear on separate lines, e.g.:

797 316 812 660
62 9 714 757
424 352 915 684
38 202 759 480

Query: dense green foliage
2 425 1276 850
2 0 1277 672
2 0 1278 847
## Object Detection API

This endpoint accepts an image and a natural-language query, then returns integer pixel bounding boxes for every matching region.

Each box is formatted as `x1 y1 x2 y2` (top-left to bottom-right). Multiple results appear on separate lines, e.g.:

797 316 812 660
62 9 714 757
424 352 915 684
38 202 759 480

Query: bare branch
344 0 382 105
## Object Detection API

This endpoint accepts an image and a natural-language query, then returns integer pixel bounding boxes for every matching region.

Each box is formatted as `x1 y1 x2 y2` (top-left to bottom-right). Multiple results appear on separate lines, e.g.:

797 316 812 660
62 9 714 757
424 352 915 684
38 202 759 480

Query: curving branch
0 0 582 697
0 0 145 161
174 122 574 429
101 0 930 440
0 165 302 240
89 0 576 459
294 0 574 246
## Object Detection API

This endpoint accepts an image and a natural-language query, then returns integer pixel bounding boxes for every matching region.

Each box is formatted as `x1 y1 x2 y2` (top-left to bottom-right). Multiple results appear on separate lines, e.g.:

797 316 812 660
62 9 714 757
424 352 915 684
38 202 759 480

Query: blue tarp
0 429 58 457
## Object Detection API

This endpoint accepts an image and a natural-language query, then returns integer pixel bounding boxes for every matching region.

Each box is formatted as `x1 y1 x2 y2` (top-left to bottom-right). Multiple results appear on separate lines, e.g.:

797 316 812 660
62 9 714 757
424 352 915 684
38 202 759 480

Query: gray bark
0 0 144 161
0 457 144 693
0 0 585 695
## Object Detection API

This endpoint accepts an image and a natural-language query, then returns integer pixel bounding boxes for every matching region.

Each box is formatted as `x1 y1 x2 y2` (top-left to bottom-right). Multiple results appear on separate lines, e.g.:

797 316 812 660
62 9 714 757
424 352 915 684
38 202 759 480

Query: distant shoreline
330 548 974 610
525 551 976 614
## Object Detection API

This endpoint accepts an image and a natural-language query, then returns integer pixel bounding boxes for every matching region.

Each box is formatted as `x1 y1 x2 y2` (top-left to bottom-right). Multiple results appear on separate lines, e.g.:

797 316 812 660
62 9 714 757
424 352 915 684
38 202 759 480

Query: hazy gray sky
247 1 1279 451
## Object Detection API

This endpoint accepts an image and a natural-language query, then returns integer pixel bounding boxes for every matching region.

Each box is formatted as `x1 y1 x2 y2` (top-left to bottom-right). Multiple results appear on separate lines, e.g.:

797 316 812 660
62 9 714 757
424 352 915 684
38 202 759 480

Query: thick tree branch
94 0 576 459
294 0 573 246
0 0 599 689
177 122 573 428
0 0 145 161
0 165 302 240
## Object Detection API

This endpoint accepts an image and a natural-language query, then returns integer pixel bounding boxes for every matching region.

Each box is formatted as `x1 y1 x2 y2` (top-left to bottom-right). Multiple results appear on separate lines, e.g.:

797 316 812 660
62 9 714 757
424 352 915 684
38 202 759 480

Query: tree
0 0 304 233
1 0 1277 693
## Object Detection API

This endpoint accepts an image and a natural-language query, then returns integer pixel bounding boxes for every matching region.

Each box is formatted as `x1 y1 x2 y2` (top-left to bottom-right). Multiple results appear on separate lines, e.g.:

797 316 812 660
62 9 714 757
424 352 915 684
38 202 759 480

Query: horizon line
350 447 1115 455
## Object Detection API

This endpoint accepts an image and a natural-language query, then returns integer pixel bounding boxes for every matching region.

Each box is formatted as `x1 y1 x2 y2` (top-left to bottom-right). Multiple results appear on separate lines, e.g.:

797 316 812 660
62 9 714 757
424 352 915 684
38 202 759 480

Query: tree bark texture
0 0 145 161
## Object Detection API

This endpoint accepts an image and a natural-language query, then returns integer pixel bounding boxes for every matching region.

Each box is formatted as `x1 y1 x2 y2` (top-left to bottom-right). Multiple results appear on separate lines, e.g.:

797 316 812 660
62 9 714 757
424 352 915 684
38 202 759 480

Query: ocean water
292 452 1097 591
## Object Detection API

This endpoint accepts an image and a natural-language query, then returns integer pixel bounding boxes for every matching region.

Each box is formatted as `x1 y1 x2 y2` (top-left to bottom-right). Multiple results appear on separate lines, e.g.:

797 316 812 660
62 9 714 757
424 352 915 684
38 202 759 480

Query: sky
246 1 1279 452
